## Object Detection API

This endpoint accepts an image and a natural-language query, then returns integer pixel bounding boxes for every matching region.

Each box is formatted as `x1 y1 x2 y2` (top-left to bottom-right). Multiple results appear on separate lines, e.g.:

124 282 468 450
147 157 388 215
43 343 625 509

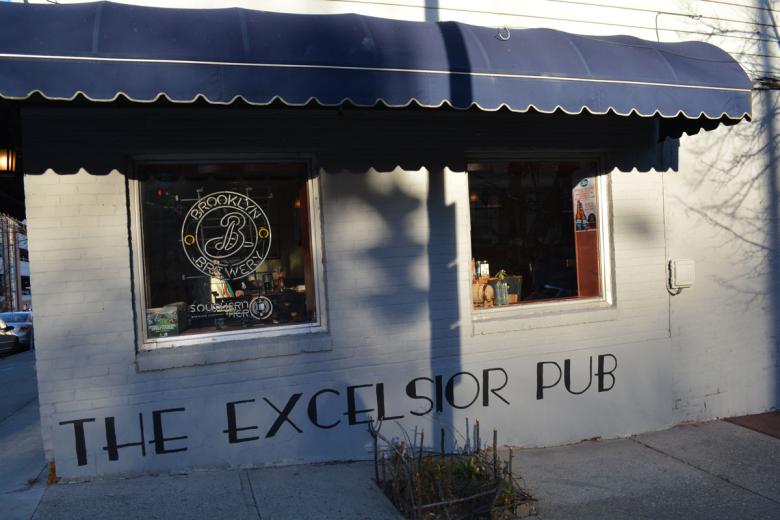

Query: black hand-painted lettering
59 418 95 467
445 372 480 409
564 358 593 395
405 377 434 416
223 400 260 444
344 384 375 425
103 414 146 461
149 408 188 454
435 375 444 413
307 389 341 429
597 354 617 392
536 361 562 400
482 368 510 406
375 383 404 421
263 394 303 437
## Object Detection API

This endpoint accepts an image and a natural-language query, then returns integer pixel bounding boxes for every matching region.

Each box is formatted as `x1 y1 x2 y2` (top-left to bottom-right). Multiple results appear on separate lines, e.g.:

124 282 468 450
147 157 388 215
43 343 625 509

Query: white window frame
128 154 328 352
465 153 616 334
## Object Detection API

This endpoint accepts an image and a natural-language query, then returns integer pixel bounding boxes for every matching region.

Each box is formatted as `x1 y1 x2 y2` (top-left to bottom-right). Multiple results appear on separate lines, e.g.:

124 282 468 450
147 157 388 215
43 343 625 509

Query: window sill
471 298 618 335
136 328 332 372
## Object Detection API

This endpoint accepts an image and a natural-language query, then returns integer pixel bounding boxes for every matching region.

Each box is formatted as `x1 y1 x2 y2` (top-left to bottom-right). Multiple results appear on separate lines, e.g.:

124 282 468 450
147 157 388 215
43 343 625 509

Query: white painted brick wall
664 89 780 421
25 170 136 458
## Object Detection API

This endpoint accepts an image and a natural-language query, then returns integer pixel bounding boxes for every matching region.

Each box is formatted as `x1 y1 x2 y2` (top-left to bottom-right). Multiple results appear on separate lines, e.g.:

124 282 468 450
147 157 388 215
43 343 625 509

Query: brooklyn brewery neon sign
181 190 272 281
181 191 274 319
58 355 616 466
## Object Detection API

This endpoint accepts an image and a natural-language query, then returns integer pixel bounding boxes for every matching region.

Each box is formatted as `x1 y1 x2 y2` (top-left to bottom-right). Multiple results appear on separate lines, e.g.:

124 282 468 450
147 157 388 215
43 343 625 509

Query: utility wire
323 0 780 46
546 0 778 30
699 0 779 14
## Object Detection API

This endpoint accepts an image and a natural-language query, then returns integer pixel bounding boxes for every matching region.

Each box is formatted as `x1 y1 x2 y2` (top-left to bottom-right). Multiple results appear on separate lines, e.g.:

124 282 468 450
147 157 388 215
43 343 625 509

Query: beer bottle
575 200 586 231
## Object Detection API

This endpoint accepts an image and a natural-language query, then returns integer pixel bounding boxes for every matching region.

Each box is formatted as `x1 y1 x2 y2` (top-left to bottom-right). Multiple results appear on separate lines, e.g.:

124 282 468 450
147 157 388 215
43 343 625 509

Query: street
0 350 38 422
0 350 46 520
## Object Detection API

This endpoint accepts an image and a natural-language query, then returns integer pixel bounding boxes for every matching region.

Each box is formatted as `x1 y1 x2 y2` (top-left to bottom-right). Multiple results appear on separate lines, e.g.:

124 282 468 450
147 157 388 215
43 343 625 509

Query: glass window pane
468 159 601 309
138 162 317 339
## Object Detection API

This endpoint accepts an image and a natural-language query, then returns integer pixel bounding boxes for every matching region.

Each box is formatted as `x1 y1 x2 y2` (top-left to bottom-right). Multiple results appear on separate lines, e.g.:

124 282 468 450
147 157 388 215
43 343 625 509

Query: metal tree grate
368 419 536 520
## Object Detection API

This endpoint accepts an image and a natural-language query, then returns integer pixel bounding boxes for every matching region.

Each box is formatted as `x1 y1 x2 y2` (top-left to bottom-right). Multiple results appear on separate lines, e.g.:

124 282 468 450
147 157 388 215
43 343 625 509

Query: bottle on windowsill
495 269 509 306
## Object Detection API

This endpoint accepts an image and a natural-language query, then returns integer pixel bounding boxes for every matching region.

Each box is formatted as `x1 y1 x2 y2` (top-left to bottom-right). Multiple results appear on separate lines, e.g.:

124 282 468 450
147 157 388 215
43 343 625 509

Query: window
20 275 30 296
134 161 321 344
468 159 605 311
19 248 29 262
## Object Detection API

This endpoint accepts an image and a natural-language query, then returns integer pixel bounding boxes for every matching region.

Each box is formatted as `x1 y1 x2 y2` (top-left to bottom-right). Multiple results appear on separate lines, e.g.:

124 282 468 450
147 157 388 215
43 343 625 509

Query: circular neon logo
249 296 274 320
181 191 271 280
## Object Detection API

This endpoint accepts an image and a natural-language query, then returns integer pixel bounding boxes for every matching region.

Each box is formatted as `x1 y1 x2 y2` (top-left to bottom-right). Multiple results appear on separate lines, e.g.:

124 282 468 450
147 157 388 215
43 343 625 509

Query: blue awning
0 2 751 135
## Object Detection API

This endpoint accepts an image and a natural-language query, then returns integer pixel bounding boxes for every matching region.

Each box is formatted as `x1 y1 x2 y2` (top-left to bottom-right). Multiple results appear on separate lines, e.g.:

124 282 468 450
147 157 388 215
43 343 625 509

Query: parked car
0 319 19 356
0 311 33 350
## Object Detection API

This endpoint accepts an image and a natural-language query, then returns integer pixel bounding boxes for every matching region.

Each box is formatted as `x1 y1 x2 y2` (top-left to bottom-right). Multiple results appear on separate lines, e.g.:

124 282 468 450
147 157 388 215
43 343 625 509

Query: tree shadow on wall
672 0 779 409
318 159 464 447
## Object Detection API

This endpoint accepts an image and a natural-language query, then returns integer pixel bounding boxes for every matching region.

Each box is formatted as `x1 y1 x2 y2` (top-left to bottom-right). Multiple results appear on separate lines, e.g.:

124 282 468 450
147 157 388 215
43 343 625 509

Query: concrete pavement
32 462 402 520
513 420 780 519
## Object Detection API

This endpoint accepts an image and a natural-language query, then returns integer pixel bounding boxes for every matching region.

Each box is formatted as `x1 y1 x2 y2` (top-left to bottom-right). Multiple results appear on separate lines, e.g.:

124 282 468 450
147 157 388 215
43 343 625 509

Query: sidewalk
31 462 402 520
3 408 779 518
514 419 780 519
0 399 46 520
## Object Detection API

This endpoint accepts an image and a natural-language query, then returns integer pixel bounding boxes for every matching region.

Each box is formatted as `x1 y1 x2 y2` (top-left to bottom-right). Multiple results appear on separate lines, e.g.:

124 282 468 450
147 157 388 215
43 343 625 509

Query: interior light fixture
0 148 16 172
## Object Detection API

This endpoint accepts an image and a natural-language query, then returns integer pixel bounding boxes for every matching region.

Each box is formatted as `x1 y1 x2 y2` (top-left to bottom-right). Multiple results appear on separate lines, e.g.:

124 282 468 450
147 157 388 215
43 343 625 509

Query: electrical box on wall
669 259 695 289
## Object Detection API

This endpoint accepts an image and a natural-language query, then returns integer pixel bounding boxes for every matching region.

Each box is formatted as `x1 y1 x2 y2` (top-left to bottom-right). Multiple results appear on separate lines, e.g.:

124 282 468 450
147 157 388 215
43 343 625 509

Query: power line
699 0 779 15
323 0 780 45
546 0 779 30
